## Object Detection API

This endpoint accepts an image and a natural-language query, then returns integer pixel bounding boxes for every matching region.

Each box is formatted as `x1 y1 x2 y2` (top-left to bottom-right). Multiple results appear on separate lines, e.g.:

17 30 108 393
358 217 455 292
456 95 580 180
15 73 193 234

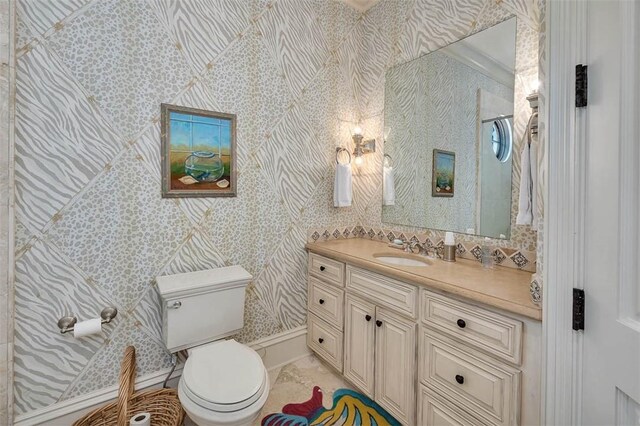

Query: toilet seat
181 340 267 413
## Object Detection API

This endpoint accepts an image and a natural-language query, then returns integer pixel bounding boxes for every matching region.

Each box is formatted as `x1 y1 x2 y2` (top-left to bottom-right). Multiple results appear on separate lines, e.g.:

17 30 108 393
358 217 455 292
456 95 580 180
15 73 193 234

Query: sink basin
373 253 432 267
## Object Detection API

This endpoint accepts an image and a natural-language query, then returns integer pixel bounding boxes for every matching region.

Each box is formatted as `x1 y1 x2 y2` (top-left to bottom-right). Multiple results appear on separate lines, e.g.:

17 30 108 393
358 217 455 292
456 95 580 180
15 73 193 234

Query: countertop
306 238 541 321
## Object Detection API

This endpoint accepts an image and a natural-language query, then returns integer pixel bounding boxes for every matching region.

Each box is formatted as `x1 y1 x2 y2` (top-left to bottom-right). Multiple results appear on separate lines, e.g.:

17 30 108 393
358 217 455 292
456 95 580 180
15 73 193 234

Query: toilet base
178 372 270 426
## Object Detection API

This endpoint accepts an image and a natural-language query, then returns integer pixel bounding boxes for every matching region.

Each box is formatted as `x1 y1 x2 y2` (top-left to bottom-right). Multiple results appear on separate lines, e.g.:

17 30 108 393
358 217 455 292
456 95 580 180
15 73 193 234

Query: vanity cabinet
306 250 540 426
343 294 417 424
306 253 345 372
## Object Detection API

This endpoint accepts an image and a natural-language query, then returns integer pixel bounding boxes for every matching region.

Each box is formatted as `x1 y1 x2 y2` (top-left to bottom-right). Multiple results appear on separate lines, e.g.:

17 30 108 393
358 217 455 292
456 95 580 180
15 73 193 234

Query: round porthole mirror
491 118 513 162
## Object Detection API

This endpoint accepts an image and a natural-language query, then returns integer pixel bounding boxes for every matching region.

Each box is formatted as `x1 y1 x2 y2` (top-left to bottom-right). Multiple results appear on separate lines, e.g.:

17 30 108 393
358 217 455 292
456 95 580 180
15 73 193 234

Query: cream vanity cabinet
308 255 417 424
306 251 540 426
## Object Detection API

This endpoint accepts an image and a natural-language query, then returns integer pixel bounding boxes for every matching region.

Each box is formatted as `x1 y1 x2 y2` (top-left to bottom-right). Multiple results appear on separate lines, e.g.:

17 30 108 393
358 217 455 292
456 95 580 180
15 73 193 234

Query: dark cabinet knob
365 315 372 321
319 299 325 304
457 319 466 328
318 338 324 343
320 266 326 271
455 375 464 384
376 320 383 327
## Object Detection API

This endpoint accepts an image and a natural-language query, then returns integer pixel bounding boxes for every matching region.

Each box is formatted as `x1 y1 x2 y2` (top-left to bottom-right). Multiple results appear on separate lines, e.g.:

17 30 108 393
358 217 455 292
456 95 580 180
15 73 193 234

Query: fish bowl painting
161 104 237 197
432 149 455 197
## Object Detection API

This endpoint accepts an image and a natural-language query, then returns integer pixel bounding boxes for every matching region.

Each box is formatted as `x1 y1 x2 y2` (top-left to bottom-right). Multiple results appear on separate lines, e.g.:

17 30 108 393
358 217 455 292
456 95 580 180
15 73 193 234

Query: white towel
516 116 538 227
530 138 538 231
333 163 352 207
516 140 532 225
383 165 395 206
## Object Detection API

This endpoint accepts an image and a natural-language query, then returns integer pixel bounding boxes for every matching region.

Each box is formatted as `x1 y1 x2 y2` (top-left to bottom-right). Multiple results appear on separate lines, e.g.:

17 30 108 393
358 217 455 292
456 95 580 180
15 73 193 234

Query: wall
382 50 513 234
354 0 542 255
1 0 14 422
12 0 376 417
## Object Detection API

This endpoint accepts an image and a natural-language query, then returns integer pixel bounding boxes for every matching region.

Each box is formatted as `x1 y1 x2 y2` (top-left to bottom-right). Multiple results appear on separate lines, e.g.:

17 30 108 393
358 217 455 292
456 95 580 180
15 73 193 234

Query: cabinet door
375 307 417 425
344 294 376 397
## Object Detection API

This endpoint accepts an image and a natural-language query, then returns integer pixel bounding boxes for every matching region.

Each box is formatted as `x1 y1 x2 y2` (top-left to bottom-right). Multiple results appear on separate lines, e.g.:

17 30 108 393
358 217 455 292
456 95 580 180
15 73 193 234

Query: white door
374 307 416 425
581 1 640 423
343 294 376 397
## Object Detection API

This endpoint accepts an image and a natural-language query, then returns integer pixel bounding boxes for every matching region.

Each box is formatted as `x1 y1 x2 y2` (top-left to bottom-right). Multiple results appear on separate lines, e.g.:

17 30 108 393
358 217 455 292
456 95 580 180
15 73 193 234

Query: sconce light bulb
354 155 363 166
533 80 540 92
353 126 362 136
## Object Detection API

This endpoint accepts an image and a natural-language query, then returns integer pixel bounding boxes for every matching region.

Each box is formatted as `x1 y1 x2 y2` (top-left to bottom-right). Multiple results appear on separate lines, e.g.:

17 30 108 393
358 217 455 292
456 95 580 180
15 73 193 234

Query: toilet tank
156 266 252 353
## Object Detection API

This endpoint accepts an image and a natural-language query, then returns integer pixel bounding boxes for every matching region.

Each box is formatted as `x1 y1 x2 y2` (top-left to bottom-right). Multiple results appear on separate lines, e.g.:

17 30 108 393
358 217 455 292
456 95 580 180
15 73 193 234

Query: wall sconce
527 80 540 135
352 127 376 165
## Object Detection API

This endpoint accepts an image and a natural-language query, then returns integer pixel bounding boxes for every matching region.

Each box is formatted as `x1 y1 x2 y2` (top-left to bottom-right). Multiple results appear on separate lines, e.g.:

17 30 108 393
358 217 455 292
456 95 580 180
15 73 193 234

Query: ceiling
340 0 381 12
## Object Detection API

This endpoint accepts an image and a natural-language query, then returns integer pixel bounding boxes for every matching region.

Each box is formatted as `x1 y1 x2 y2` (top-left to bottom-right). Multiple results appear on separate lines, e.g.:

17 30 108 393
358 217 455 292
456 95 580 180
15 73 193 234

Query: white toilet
157 266 270 426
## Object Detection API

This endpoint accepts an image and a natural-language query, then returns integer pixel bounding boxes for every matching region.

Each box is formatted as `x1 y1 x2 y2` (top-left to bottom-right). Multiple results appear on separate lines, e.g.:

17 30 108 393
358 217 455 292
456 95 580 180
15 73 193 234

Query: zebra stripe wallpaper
14 0 364 416
12 0 543 418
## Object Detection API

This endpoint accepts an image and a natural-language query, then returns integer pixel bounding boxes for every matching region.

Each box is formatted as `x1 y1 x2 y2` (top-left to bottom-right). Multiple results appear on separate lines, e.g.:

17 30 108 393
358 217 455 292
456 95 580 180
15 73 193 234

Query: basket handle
117 346 136 426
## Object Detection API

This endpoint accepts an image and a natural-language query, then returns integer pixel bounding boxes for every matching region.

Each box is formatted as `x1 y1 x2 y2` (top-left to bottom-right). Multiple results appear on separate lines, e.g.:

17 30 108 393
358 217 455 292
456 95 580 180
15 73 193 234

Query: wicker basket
73 346 185 426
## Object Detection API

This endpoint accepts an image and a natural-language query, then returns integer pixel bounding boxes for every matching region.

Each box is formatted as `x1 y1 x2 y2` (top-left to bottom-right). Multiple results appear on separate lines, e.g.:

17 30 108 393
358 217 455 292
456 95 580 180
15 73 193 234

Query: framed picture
161 104 237 198
432 149 455 197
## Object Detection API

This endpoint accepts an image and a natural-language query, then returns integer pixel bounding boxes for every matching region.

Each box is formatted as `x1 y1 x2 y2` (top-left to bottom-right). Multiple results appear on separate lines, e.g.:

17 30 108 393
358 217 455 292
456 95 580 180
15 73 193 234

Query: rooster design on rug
261 386 401 426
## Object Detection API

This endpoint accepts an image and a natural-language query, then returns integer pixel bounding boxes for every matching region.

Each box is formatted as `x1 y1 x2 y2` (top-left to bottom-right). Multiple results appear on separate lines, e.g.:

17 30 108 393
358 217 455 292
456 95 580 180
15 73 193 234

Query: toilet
157 266 269 426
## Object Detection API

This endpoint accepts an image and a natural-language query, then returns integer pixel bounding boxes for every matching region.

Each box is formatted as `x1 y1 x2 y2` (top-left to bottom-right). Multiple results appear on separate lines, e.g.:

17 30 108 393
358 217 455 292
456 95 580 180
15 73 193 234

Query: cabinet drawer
346 266 417 318
309 253 344 286
419 386 488 426
307 313 343 372
420 330 521 426
421 290 523 365
308 276 344 330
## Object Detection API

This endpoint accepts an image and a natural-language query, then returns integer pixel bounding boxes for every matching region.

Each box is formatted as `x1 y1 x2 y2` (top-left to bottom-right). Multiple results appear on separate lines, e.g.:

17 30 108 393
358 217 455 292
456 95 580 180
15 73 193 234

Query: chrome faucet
408 241 429 256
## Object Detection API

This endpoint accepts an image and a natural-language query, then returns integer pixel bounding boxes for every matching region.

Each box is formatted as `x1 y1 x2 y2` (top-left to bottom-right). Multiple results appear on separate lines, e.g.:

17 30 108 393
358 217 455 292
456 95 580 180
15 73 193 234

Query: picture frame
161 103 237 198
432 149 455 197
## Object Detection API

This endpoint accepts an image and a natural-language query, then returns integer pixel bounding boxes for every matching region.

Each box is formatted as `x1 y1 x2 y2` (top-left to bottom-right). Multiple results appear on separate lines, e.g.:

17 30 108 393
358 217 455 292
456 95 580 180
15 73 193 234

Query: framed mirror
382 18 517 239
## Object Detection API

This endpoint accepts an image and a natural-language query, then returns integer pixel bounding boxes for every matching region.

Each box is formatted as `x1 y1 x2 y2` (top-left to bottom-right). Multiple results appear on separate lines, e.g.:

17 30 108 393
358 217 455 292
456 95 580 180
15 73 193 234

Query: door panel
582 1 640 423
343 294 375 397
374 307 416 425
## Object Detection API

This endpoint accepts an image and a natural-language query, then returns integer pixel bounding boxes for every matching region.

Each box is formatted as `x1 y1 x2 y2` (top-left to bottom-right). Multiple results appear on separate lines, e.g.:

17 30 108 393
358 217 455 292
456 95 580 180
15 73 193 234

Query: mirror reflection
382 18 517 239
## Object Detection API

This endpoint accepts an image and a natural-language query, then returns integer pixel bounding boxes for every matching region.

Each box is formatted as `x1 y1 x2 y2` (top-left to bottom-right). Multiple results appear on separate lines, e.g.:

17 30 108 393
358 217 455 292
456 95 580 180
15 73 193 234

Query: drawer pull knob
318 338 324 344
320 266 326 271
457 319 466 328
319 299 325 304
455 375 464 385
376 320 383 327
365 315 372 322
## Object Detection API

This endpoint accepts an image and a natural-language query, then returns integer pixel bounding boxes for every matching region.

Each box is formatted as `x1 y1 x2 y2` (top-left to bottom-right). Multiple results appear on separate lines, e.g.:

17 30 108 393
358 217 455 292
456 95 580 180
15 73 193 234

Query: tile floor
184 354 351 426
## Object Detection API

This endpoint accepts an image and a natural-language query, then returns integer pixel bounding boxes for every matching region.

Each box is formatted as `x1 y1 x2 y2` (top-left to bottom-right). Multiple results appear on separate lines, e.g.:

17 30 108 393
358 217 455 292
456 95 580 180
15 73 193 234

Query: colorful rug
261 386 401 426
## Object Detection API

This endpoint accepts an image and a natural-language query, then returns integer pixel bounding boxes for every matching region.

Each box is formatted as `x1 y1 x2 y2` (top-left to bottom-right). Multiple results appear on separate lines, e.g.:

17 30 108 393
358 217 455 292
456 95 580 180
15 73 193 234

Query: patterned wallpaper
13 0 372 417
382 50 513 234
11 0 545 418
354 0 542 253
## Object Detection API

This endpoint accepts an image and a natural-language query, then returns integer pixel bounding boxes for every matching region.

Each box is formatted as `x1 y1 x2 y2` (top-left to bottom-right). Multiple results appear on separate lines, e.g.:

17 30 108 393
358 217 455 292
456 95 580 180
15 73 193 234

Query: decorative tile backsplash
307 225 537 273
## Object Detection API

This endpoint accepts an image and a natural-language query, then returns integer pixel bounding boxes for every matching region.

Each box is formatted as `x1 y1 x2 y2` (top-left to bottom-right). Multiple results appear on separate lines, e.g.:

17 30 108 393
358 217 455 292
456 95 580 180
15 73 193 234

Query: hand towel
516 115 537 226
516 140 532 225
383 165 395 206
333 163 352 207
530 137 538 231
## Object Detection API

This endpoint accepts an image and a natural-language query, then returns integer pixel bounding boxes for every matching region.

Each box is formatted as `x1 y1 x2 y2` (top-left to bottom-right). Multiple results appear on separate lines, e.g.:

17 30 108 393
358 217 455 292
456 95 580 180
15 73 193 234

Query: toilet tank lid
156 266 252 298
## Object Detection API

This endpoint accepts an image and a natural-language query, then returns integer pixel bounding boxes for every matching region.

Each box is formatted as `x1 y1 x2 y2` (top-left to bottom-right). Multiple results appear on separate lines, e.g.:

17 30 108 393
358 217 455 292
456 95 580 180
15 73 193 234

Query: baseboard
14 326 309 426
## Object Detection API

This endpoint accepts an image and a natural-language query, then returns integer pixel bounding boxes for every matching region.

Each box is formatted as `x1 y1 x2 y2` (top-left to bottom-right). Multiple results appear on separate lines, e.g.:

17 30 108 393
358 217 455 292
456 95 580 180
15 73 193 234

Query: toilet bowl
178 339 269 426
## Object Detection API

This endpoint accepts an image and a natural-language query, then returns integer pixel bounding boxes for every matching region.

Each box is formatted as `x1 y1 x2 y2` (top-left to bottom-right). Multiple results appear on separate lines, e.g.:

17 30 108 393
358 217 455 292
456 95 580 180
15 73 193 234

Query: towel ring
336 147 351 165
384 154 392 166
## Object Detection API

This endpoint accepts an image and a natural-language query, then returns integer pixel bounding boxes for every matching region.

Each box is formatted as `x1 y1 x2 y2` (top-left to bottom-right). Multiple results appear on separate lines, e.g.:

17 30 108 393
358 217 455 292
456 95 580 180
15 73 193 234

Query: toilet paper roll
73 318 102 338
130 412 151 426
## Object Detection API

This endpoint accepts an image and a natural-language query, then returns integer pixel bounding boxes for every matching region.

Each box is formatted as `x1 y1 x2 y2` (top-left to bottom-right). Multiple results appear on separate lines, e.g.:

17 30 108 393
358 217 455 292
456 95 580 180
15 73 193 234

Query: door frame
542 0 588 424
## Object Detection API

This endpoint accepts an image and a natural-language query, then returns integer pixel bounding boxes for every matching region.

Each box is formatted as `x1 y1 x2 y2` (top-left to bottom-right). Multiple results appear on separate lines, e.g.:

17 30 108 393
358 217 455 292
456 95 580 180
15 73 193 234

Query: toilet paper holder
57 307 118 334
